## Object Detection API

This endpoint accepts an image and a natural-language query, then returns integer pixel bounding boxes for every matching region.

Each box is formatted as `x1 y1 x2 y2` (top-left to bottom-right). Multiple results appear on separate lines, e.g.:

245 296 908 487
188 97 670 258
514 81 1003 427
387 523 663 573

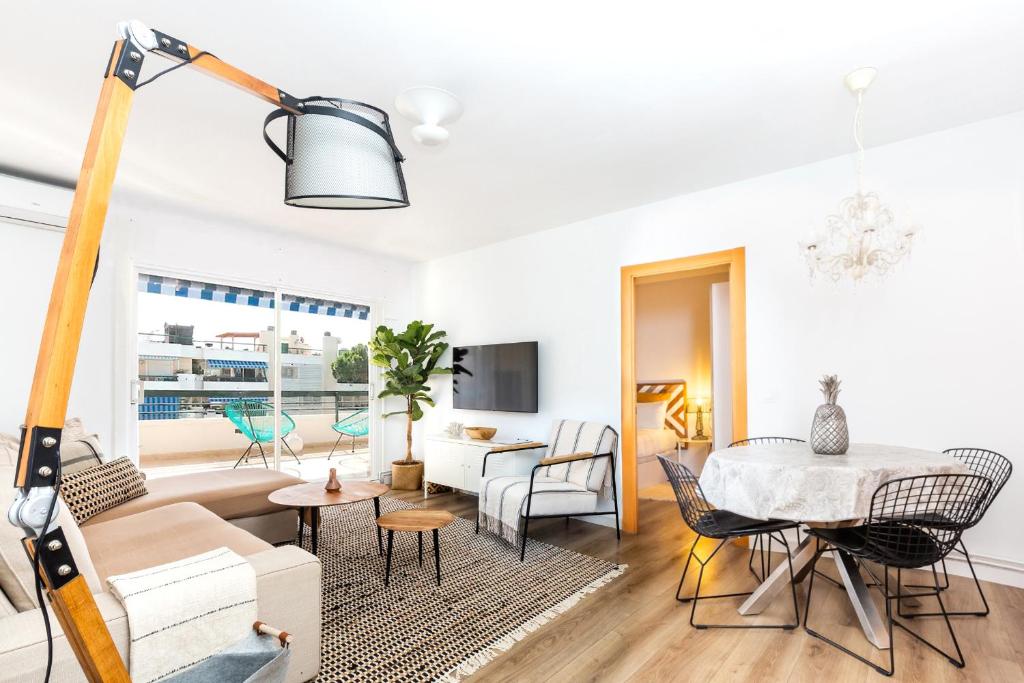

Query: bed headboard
636 380 687 439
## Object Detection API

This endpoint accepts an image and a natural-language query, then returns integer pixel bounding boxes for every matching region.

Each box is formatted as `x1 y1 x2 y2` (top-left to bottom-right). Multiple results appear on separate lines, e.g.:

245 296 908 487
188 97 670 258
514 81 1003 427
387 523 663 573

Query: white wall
418 111 1024 585
0 192 417 472
710 282 733 449
636 272 726 401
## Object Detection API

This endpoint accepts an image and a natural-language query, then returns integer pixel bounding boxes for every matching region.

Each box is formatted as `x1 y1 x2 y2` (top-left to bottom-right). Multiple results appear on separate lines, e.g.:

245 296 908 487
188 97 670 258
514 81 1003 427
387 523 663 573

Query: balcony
139 389 370 481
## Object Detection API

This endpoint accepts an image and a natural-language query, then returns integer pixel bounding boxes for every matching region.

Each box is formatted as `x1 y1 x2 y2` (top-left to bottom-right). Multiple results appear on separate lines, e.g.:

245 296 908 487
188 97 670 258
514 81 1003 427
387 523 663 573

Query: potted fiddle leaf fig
369 321 451 489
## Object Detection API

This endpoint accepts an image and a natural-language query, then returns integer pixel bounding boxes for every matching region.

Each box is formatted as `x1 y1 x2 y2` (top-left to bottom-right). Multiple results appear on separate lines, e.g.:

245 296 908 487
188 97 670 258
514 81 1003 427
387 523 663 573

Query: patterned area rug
294 497 624 682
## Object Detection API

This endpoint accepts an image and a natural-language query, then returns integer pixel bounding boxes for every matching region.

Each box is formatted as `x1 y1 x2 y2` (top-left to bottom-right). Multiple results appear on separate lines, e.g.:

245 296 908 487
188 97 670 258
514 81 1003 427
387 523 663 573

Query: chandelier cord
853 90 865 195
802 70 919 282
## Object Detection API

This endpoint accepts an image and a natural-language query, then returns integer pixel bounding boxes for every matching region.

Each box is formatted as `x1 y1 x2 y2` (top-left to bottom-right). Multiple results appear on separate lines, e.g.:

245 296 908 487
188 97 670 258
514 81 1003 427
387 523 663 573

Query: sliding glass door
134 272 372 480
276 294 371 480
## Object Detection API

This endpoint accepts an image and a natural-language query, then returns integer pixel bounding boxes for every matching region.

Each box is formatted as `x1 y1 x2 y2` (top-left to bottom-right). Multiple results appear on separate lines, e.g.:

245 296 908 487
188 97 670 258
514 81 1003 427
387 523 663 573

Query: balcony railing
139 389 369 421
138 332 321 355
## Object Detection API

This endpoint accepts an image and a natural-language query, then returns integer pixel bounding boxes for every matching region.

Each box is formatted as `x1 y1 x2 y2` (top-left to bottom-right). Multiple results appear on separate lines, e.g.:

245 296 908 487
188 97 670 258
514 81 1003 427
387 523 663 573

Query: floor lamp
7 20 408 681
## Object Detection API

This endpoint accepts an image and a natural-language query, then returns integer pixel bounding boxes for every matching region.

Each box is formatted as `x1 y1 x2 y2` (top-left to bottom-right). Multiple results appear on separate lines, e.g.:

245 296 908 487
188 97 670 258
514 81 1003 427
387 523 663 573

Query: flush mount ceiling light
801 67 919 282
394 86 463 146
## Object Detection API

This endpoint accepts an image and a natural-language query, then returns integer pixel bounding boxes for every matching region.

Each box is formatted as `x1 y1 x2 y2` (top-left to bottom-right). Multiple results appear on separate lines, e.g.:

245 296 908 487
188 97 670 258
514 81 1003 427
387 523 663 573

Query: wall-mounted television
453 341 538 413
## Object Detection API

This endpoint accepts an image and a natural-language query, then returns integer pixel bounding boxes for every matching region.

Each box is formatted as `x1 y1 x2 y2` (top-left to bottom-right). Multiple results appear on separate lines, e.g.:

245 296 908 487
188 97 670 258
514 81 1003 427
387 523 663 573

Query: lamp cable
135 50 216 89
853 90 865 195
33 470 62 683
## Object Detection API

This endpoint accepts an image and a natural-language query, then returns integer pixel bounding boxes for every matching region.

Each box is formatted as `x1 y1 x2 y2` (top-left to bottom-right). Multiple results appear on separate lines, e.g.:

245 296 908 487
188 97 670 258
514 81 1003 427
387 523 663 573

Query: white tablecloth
698 442 968 523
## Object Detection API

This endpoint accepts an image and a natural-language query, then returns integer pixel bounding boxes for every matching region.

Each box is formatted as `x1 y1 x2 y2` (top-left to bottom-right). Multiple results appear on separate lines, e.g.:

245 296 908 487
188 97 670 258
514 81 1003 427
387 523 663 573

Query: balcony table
698 442 969 650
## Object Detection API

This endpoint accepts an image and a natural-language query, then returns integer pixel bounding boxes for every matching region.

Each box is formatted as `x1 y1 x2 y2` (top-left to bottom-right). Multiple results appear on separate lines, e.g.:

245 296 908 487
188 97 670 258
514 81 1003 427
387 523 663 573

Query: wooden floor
392 490 1024 682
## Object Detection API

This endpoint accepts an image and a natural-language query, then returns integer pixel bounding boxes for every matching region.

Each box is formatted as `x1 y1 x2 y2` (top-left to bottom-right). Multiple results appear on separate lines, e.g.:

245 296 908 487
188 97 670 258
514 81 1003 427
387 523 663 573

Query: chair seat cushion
478 475 604 547
482 476 600 517
82 468 304 526
81 502 272 584
810 523 942 568
696 510 796 537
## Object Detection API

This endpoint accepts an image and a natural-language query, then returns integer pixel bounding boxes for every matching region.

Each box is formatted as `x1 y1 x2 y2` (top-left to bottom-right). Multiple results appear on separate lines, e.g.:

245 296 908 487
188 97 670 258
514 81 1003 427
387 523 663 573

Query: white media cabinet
423 434 546 496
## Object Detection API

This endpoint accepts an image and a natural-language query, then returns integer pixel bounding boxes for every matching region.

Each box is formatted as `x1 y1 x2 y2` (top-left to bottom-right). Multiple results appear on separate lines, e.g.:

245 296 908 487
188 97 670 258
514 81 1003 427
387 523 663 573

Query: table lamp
7 19 408 681
686 397 712 440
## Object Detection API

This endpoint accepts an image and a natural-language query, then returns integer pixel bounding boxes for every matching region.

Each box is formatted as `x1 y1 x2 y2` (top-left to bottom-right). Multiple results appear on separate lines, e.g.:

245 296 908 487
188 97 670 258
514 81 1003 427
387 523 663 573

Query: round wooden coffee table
375 510 455 587
269 480 390 556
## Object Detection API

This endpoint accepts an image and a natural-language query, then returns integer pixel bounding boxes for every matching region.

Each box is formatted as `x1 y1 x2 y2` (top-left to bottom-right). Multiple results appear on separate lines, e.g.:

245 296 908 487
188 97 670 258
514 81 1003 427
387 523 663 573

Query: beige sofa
0 462 321 683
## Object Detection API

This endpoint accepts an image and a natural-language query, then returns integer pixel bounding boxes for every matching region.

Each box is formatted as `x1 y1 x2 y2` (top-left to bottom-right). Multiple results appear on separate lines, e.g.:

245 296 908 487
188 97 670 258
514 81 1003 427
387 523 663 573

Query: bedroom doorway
620 248 748 533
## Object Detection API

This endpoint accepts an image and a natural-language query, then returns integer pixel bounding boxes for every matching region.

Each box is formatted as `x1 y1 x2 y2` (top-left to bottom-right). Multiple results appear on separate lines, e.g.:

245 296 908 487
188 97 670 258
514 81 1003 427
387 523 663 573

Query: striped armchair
477 420 620 561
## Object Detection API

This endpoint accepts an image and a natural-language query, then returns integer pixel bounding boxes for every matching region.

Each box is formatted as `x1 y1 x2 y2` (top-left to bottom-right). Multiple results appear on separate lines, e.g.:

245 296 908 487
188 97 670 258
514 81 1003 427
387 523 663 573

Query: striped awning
206 359 268 369
138 274 370 320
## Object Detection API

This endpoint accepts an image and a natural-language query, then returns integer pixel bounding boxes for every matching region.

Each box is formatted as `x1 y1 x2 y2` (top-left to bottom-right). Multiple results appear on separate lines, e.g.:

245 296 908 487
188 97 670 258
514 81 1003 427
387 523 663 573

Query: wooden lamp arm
11 24 314 681
14 28 302 482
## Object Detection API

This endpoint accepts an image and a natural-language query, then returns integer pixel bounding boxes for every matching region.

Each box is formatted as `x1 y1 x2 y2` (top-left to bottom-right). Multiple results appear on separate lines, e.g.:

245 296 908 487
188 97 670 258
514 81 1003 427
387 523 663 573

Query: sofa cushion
82 468 304 527
60 457 148 525
0 466 100 610
81 502 272 584
0 464 37 611
59 434 104 474
0 418 103 474
0 587 15 616
0 431 19 466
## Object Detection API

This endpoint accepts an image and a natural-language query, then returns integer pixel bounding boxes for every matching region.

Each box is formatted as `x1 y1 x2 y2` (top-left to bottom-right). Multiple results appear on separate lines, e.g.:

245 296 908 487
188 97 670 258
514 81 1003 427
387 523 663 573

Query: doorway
620 248 748 533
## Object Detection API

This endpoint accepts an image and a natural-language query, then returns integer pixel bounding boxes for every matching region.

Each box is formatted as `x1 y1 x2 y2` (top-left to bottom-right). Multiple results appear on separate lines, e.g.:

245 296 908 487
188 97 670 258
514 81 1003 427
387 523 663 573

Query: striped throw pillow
61 457 148 524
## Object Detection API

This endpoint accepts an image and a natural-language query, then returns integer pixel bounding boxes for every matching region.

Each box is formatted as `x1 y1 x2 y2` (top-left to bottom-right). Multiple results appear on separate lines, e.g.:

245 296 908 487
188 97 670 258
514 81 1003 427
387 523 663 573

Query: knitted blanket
107 548 257 683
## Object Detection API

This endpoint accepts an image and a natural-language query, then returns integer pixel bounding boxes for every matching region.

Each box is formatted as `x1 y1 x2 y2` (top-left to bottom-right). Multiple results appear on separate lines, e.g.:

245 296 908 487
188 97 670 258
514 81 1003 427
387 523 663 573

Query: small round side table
269 480 390 556
375 510 455 587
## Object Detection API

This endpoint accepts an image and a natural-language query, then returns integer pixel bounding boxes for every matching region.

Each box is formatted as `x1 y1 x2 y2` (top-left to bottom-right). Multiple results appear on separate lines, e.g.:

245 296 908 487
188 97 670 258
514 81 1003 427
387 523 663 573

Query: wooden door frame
620 247 748 533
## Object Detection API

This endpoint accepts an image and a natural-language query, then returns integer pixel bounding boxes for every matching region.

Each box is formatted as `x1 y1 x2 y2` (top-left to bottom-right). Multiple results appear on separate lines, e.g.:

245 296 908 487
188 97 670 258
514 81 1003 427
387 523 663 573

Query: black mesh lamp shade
263 97 409 209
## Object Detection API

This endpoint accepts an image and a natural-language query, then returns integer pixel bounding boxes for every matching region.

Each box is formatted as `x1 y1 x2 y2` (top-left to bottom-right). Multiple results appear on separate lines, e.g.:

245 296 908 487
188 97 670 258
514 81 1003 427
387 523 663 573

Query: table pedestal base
738 535 890 650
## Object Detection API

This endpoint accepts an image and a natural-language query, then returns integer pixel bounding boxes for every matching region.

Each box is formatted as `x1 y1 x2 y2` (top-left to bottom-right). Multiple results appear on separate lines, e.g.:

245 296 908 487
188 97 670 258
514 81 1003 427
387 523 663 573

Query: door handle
130 379 144 405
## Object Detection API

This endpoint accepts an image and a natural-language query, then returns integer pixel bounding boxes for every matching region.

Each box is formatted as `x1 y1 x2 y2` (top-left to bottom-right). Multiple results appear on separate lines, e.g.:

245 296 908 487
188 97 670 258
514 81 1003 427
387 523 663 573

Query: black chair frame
802 473 992 677
660 456 801 630
901 447 1012 619
677 529 801 630
804 540 965 676
475 430 621 562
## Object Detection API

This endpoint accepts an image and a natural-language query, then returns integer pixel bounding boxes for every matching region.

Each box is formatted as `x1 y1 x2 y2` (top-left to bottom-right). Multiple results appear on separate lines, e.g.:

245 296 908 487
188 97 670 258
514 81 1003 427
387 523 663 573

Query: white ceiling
2 1 1024 261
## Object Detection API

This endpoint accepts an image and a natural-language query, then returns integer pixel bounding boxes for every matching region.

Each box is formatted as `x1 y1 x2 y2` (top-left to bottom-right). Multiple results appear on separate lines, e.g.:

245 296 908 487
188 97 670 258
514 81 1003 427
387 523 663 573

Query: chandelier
802 67 918 282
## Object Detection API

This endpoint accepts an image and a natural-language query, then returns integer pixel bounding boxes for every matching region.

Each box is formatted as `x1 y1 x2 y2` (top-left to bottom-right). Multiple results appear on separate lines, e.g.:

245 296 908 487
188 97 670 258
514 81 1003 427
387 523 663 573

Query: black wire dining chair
658 456 801 630
899 448 1012 619
803 473 993 677
726 436 806 583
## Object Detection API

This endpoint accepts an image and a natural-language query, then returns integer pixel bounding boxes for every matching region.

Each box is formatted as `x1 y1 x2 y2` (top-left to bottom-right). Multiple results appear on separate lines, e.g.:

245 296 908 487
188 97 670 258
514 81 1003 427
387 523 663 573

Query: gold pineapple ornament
810 374 849 455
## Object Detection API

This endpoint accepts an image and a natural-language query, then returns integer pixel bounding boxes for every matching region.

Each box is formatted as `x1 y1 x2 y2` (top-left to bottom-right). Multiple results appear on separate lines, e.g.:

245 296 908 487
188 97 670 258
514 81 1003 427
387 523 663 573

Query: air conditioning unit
0 173 72 231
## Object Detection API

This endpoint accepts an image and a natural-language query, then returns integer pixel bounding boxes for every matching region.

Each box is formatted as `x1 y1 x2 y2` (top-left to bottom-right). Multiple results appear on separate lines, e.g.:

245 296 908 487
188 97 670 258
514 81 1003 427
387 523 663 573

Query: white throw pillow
636 400 668 430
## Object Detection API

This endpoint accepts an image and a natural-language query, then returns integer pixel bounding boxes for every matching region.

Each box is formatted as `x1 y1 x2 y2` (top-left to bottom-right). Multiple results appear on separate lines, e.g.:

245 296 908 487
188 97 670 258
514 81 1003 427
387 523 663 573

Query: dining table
698 441 969 650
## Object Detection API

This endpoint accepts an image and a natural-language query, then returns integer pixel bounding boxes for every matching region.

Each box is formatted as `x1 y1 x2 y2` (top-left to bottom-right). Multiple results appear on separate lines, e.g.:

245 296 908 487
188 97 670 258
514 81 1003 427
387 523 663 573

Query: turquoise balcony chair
329 408 369 459
225 400 301 469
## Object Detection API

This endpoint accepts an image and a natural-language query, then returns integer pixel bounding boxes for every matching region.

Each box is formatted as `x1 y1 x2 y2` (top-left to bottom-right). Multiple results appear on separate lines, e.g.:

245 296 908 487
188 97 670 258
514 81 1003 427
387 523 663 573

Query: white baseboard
943 552 1024 589
752 533 1024 589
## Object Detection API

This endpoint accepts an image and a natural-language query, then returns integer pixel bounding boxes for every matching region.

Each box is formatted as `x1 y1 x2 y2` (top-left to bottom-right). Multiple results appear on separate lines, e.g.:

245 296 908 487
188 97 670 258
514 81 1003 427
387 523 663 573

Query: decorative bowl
464 426 497 441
